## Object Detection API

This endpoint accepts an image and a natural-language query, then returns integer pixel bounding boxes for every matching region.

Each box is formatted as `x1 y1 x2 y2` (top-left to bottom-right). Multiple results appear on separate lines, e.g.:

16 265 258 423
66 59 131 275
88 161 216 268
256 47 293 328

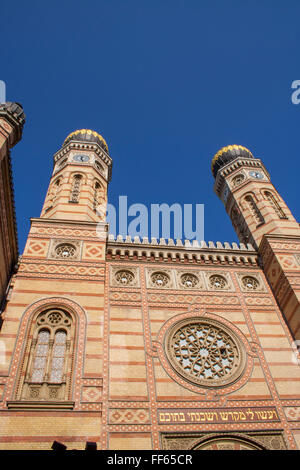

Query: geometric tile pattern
109 408 150 424
81 386 102 403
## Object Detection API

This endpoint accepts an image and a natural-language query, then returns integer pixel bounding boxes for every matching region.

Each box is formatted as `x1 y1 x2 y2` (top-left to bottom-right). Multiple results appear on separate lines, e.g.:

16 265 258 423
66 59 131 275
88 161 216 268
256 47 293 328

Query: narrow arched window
31 329 50 383
70 174 82 203
93 181 102 211
50 330 67 383
263 191 287 219
245 195 264 225
52 178 61 204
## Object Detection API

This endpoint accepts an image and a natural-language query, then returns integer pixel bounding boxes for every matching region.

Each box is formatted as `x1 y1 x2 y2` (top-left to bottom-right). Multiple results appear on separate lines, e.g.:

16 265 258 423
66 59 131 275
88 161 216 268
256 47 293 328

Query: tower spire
41 128 112 222
213 144 300 339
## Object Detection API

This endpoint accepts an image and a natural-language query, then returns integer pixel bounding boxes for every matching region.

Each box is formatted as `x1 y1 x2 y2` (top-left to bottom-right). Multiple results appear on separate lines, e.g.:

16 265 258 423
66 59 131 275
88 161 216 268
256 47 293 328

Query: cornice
52 141 113 181
30 217 108 230
214 157 270 196
106 235 258 266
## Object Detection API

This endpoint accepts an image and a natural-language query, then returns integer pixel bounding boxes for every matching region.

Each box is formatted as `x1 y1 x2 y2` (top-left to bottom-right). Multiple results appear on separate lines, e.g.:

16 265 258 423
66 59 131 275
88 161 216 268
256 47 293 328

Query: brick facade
0 133 299 450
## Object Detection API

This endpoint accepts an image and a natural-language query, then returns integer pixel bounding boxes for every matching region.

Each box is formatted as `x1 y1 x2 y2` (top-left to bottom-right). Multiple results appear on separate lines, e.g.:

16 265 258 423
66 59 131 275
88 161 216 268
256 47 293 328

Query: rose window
181 273 198 288
48 311 63 325
55 243 76 258
209 275 227 289
165 319 245 387
242 276 259 291
115 270 134 285
151 272 170 287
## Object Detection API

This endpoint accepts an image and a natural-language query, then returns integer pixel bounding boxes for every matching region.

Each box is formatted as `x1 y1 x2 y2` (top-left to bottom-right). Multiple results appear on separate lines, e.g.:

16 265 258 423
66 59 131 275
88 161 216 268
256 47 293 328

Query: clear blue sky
1 0 299 251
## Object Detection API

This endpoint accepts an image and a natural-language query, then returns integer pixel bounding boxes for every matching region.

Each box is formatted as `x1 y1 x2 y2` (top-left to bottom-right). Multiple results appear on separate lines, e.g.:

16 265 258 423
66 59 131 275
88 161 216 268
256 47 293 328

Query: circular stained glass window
165 318 246 388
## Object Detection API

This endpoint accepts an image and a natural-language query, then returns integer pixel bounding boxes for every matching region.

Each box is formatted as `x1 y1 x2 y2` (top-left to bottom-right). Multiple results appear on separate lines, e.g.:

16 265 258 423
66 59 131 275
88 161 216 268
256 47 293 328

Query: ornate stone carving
165 317 246 388
161 431 287 450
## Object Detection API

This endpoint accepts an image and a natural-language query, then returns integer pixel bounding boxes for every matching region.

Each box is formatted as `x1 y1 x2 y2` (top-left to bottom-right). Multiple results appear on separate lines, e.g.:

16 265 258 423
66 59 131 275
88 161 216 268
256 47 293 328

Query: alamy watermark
291 340 300 366
95 196 204 244
0 80 6 104
291 80 300 104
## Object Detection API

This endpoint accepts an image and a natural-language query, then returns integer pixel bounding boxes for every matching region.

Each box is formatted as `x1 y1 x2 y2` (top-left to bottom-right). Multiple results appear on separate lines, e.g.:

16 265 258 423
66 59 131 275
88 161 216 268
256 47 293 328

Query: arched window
244 195 264 225
230 206 249 244
44 178 61 214
31 330 50 383
52 178 61 204
50 330 67 383
21 309 73 402
70 174 82 203
93 181 102 211
263 191 287 219
95 160 104 174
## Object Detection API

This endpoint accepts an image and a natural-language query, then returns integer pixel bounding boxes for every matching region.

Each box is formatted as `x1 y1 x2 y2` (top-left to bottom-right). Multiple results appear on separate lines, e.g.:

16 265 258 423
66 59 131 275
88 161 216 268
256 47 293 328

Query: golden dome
211 145 253 178
63 129 108 152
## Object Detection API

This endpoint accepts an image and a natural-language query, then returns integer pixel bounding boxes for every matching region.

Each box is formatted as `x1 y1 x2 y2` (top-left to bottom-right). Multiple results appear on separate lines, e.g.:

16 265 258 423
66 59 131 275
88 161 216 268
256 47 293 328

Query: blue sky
1 0 299 251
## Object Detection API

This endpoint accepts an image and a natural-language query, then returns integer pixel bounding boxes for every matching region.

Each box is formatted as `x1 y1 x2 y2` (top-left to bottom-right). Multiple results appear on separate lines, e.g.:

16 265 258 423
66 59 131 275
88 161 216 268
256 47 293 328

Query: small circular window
55 243 76 258
209 275 227 289
165 318 246 388
242 276 259 291
115 270 134 285
151 272 170 287
180 273 199 288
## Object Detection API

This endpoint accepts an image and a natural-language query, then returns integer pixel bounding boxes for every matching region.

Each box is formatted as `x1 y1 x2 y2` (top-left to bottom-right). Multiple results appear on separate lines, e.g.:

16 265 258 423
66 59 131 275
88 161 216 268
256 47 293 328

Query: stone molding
107 235 258 267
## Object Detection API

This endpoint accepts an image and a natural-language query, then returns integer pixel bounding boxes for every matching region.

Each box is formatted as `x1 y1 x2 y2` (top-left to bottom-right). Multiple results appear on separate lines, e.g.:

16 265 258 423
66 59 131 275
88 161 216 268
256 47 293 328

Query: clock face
73 154 90 163
249 171 263 179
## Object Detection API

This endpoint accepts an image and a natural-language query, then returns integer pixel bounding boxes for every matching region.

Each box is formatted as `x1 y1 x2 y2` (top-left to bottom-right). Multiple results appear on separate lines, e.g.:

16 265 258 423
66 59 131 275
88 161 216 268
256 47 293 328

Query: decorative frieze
107 236 258 267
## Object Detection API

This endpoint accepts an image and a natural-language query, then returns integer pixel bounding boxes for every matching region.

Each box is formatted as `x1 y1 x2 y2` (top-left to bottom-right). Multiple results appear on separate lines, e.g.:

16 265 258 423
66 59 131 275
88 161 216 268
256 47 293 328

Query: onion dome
211 145 253 178
0 102 25 126
63 129 108 153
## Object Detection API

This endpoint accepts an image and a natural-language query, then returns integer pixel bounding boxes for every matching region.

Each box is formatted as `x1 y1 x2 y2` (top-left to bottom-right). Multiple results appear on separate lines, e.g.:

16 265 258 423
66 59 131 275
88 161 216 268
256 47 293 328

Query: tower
0 102 25 307
0 129 112 448
41 129 112 223
212 145 300 339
